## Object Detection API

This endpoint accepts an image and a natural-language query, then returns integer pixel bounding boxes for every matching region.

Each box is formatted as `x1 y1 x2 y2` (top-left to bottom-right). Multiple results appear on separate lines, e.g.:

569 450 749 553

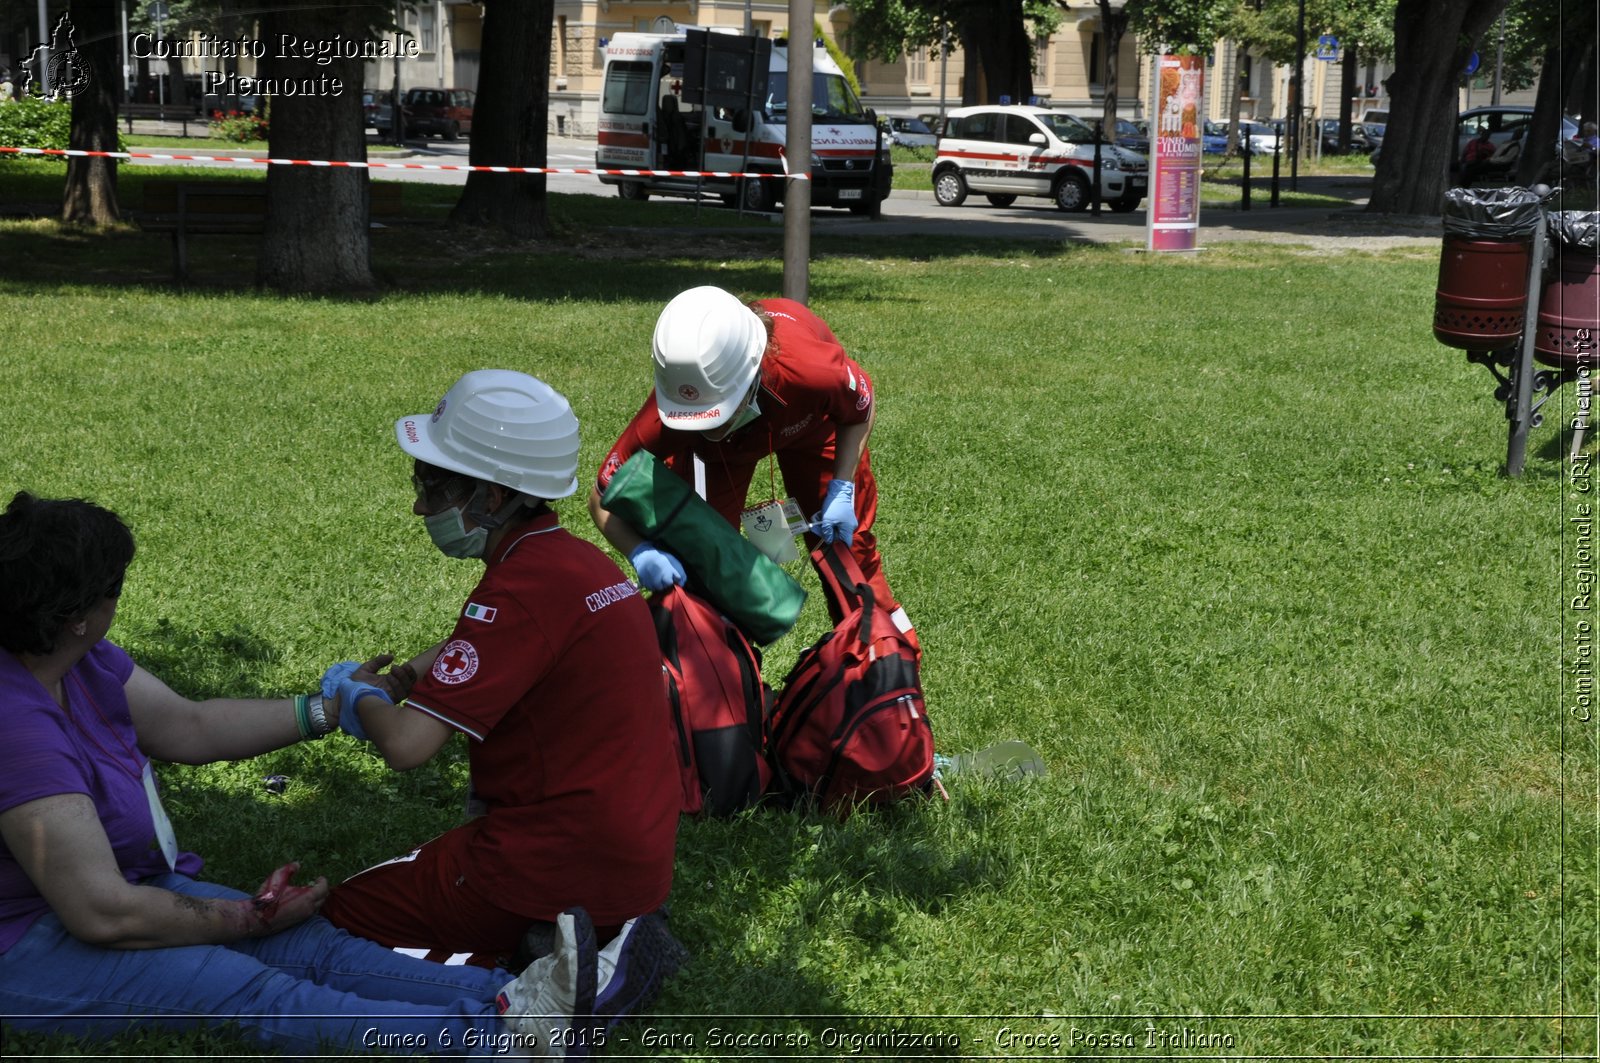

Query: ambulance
595 26 892 214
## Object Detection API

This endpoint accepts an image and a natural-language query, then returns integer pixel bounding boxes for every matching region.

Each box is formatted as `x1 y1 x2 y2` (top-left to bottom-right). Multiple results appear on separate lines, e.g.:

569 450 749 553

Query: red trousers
322 823 620 971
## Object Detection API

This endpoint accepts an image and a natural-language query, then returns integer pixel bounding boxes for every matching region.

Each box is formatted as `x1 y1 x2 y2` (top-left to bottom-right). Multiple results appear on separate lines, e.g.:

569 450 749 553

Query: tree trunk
214 0 251 116
449 0 554 239
62 0 121 226
256 1 378 293
1515 43 1567 186
1226 45 1247 155
956 0 1033 105
1563 41 1595 126
1367 0 1509 215
1339 45 1357 152
1097 2 1128 141
166 55 188 112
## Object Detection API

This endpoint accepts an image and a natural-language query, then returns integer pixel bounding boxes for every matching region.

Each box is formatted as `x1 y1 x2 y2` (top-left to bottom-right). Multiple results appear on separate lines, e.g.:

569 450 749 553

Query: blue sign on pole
1463 51 1481 76
1315 35 1340 61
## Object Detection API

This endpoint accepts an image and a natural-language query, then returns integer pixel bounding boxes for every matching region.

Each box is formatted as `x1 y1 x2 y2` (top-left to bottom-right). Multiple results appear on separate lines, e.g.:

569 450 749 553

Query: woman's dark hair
0 492 135 655
747 301 780 361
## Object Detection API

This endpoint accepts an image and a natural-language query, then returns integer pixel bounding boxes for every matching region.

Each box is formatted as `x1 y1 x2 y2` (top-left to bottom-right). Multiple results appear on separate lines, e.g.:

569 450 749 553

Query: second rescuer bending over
589 285 914 642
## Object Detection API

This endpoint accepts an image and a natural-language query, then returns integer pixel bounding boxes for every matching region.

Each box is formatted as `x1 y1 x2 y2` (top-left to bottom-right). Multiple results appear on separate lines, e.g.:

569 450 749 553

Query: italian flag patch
464 602 497 623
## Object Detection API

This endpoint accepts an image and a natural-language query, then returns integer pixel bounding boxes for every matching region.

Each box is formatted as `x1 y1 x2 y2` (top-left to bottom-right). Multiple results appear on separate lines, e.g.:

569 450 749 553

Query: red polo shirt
405 510 678 924
597 298 876 522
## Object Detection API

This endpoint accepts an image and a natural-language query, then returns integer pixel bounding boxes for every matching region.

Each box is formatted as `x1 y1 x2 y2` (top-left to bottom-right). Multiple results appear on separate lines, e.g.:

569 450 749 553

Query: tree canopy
1124 0 1227 54
1222 0 1394 65
1368 0 1510 214
840 0 1063 104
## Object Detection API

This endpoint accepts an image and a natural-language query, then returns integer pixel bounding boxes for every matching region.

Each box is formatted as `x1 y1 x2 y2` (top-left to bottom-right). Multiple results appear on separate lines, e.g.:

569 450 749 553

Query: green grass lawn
0 162 1592 1059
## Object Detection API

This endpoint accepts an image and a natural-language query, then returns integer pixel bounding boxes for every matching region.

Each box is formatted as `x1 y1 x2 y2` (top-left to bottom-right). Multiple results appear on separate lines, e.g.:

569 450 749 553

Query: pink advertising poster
1147 54 1204 252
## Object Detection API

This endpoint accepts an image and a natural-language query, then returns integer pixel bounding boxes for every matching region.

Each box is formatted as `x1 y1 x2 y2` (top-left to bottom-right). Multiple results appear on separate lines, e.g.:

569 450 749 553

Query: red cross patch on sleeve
432 639 480 685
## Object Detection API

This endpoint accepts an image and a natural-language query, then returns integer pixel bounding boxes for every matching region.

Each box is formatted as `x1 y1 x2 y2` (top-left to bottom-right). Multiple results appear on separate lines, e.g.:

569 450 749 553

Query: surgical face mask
424 505 489 559
725 396 761 433
706 392 761 441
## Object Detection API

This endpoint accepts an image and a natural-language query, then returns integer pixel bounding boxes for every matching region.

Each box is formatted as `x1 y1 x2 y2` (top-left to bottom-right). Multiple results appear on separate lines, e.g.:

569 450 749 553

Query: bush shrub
208 108 268 143
0 96 74 152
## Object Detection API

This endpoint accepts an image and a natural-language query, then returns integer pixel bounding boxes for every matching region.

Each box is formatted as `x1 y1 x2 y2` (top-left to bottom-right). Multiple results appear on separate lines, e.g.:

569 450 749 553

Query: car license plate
1132 178 1147 189
837 189 863 200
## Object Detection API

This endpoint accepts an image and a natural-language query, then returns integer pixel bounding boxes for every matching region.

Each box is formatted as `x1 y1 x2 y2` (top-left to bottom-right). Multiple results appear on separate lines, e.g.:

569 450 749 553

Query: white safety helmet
395 370 580 500
651 285 768 430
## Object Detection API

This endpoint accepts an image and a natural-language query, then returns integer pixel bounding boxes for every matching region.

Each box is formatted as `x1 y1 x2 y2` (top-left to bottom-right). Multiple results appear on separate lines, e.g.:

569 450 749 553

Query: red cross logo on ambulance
432 639 479 685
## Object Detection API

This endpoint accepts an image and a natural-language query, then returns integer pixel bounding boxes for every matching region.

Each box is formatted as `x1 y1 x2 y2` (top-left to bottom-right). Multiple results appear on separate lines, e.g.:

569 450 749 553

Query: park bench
122 102 203 137
139 179 405 281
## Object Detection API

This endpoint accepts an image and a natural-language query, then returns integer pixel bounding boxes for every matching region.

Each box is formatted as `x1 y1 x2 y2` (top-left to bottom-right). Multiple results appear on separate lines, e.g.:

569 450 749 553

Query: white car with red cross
932 104 1148 213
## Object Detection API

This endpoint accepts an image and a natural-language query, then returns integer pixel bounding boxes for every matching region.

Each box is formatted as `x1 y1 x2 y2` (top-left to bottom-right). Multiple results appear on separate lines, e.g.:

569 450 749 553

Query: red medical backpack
649 586 772 817
766 542 934 812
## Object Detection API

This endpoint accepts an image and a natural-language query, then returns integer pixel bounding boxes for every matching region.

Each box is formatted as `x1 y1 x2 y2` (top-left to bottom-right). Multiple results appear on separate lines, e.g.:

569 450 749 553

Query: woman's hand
238 861 328 938
350 654 401 700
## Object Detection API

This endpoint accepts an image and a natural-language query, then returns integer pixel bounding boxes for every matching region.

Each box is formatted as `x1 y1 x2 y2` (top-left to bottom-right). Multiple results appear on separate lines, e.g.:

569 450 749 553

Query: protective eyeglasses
411 469 469 511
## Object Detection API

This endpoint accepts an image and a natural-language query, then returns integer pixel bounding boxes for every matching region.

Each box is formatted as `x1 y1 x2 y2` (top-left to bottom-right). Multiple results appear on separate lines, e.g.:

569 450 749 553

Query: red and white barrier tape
0 145 805 180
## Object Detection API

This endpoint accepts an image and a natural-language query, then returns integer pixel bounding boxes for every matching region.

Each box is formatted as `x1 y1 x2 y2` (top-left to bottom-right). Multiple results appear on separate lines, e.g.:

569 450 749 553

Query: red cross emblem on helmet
432 639 479 685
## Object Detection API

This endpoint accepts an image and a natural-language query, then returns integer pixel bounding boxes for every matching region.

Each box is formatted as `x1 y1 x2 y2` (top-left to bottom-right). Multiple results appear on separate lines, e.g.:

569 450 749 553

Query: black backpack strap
812 542 876 648
649 587 682 665
723 625 767 737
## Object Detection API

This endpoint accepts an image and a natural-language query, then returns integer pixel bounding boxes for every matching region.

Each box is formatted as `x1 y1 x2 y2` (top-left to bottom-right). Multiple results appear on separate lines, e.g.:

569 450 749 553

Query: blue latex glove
321 661 359 702
628 541 687 592
813 479 857 545
336 677 391 742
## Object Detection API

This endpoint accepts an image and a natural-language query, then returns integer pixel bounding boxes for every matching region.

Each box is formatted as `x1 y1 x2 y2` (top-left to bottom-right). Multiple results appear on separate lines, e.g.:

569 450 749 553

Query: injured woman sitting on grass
0 491 675 1058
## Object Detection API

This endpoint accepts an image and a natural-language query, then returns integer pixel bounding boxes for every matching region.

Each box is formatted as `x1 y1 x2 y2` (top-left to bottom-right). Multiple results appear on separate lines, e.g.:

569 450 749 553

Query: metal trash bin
1535 211 1600 369
1434 187 1546 351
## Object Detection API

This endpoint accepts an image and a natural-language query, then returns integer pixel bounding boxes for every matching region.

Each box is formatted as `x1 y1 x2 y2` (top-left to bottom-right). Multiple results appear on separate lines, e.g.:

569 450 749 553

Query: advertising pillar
1147 53 1204 252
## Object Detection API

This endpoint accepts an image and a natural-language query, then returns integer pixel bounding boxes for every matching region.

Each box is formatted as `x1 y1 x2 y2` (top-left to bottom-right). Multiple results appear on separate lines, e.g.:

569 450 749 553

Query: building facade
4 0 1530 142
426 0 1418 139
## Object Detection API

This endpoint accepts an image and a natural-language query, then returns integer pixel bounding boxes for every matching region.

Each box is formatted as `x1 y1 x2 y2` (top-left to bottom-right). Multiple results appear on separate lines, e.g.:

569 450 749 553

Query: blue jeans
0 874 512 1056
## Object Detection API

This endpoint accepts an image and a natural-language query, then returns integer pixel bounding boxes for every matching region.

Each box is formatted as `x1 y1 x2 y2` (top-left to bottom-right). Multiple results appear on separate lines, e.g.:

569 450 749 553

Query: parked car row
879 113 938 148
922 104 1339 215
1367 104 1580 176
1317 117 1375 154
1058 115 1150 154
931 105 1148 213
364 87 475 140
1454 104 1577 159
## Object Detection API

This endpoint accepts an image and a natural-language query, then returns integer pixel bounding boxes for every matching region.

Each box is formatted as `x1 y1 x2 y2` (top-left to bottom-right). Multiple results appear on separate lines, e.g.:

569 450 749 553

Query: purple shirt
0 640 202 953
